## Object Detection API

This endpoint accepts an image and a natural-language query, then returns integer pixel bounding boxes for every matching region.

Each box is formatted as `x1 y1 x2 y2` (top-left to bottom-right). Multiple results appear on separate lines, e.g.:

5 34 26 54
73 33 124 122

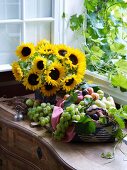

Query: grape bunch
26 99 54 126
53 103 86 140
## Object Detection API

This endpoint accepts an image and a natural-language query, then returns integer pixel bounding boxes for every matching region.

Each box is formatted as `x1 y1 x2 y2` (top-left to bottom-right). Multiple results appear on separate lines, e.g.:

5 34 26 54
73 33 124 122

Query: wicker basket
74 122 117 143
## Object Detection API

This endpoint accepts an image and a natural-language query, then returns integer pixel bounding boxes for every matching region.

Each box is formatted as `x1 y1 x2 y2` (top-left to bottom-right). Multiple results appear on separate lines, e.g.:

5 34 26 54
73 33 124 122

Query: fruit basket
24 83 127 143
74 122 116 143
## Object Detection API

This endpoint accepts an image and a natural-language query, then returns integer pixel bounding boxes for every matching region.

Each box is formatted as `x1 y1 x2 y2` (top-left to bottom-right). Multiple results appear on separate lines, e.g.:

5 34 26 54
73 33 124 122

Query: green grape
46 105 52 112
70 110 75 116
40 118 46 126
41 103 47 108
63 121 69 128
72 115 77 121
36 106 43 112
60 117 64 124
43 108 49 115
79 100 85 106
44 117 49 124
75 115 81 121
80 112 85 118
25 99 34 107
33 113 39 122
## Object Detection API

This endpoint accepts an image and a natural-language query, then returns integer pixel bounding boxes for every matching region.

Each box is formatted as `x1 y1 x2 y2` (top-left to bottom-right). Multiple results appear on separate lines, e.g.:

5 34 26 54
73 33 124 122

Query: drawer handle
0 126 2 132
36 147 43 159
0 159 3 167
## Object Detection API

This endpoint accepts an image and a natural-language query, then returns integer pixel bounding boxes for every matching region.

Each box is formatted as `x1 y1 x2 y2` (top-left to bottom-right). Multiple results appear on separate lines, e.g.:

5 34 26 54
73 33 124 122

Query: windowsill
85 70 127 105
0 64 12 72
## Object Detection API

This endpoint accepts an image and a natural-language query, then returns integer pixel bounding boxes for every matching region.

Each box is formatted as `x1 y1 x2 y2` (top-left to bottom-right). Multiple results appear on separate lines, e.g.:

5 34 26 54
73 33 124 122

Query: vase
34 90 56 105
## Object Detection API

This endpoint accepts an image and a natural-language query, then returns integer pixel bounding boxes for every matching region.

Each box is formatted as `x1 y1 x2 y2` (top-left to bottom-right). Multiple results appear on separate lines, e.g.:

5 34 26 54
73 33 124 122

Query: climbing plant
69 0 127 91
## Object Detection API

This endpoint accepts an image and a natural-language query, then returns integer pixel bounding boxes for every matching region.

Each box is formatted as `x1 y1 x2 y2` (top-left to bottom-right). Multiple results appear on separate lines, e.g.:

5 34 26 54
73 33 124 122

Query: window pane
0 0 21 20
25 22 51 43
25 0 52 19
0 23 21 65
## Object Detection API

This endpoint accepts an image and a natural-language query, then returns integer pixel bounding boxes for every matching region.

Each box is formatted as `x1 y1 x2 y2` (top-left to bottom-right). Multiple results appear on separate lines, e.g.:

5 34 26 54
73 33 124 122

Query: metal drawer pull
36 147 43 159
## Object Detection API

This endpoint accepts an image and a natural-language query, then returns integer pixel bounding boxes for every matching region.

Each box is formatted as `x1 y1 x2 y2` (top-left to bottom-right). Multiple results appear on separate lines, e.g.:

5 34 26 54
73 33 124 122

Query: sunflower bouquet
12 39 86 97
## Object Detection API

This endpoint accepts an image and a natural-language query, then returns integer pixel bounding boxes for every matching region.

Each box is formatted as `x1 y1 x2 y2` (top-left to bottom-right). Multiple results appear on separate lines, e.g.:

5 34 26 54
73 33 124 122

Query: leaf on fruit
64 92 78 109
76 117 96 135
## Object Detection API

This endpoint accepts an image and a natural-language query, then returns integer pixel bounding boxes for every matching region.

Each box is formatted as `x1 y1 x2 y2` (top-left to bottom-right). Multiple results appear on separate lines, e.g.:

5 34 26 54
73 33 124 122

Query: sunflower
65 48 86 68
40 83 59 96
54 44 70 60
32 56 47 72
62 75 78 92
22 70 41 91
45 62 65 86
38 43 56 55
11 62 23 81
16 43 35 61
35 39 50 50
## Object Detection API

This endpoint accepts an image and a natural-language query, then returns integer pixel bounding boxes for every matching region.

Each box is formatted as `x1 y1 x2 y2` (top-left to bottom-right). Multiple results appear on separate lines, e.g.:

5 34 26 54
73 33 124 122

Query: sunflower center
58 50 67 56
28 74 39 85
66 78 74 86
21 47 31 56
69 54 78 65
37 61 44 70
45 84 53 91
49 68 60 80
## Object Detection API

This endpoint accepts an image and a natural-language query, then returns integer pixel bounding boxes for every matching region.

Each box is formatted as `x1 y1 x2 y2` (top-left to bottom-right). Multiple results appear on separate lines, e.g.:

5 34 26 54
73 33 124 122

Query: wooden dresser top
0 103 127 170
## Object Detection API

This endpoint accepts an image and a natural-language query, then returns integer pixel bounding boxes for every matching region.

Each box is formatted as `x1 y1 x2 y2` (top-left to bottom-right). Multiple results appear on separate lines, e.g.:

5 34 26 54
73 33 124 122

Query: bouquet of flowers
12 39 86 97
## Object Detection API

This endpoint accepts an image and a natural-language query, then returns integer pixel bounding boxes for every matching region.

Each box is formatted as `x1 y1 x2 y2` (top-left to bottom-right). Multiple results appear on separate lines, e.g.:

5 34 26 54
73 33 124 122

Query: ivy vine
69 0 127 92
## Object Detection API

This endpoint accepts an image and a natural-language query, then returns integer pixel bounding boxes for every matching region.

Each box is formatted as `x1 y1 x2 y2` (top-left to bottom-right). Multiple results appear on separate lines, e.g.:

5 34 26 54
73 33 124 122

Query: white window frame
0 0 63 72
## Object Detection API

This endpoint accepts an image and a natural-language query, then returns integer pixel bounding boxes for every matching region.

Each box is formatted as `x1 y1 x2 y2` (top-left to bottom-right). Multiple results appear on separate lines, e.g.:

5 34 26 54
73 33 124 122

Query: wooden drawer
0 148 39 170
7 127 66 170
0 122 8 143
8 128 48 167
33 140 66 170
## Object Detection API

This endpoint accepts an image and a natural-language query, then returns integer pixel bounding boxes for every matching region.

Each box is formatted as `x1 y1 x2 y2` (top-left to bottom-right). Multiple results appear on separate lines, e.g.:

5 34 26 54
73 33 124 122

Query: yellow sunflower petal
54 44 71 60
38 43 56 55
45 61 65 86
11 62 23 81
40 83 59 96
15 42 35 61
22 70 41 91
32 56 47 73
65 48 86 69
35 39 50 50
62 75 78 92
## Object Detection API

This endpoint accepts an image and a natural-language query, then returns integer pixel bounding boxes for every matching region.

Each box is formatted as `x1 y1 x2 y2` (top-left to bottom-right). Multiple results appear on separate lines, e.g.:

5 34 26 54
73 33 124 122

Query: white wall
63 0 85 49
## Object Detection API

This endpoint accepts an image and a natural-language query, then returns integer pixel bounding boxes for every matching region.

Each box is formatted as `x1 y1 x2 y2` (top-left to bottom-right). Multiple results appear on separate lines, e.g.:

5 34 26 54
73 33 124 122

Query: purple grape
82 90 88 96
92 114 99 120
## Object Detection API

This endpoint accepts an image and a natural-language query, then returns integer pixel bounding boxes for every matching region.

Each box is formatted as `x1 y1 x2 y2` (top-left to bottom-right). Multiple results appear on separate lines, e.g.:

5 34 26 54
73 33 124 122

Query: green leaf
115 60 127 74
110 42 127 55
123 105 127 113
101 152 113 159
111 73 127 90
64 92 78 109
99 117 107 124
70 14 84 31
114 128 124 141
91 45 105 57
114 114 125 129
76 120 96 135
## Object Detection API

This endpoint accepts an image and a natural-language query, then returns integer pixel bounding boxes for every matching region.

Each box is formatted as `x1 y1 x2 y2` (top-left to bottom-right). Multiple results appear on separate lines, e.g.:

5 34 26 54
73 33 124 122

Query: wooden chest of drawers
0 110 70 170
0 106 127 170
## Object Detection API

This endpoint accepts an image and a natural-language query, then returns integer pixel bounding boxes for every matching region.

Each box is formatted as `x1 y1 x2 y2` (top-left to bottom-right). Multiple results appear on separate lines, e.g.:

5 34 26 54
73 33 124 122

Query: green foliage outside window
69 0 127 92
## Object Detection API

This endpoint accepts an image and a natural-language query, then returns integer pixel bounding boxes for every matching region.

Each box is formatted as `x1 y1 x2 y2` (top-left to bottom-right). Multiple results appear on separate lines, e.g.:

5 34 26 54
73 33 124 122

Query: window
62 0 127 105
0 0 61 72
